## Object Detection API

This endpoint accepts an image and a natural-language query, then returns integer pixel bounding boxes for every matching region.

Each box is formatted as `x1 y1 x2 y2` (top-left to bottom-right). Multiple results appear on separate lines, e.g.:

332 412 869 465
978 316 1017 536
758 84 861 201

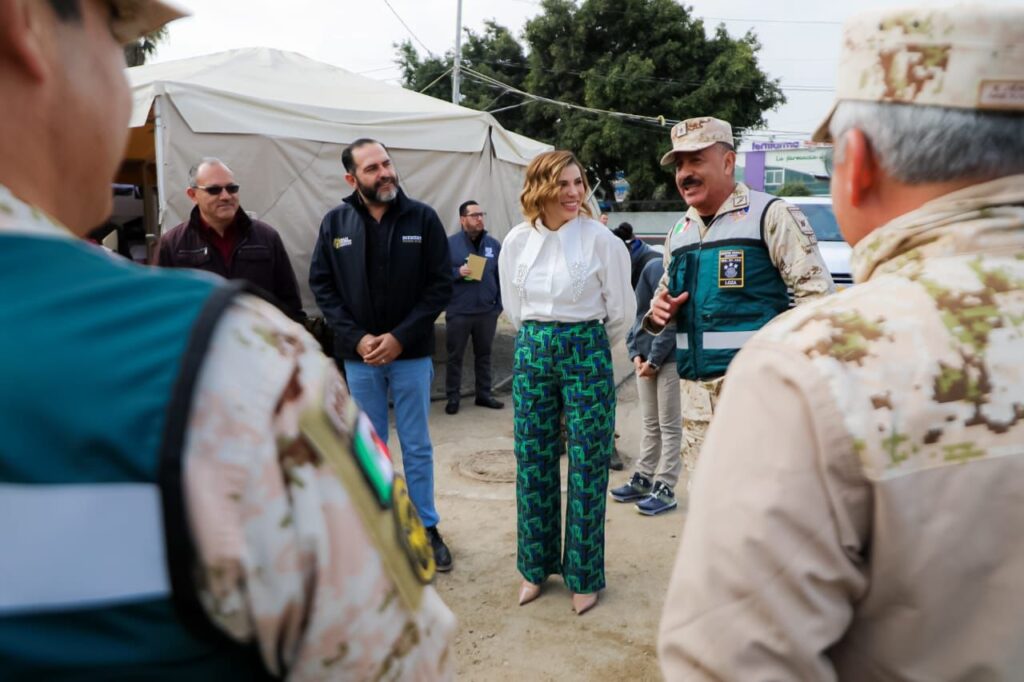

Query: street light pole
452 0 463 104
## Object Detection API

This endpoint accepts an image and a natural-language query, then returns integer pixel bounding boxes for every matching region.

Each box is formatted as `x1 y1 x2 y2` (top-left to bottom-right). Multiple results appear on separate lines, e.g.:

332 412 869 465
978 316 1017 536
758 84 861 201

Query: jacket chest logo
402 235 422 244
332 237 352 249
718 250 744 288
484 246 494 258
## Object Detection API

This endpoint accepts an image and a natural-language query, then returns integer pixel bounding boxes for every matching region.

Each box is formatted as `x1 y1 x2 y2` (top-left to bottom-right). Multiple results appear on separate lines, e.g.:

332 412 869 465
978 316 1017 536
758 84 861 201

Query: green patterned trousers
513 320 615 594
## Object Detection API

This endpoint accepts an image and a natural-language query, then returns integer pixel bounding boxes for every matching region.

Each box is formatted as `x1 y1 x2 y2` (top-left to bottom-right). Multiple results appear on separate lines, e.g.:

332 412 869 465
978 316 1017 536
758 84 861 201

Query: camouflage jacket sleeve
764 201 836 304
182 294 456 680
658 339 869 680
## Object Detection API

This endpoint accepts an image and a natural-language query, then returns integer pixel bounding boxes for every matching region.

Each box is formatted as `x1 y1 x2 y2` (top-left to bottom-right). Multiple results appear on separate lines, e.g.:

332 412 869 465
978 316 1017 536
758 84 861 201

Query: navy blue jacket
309 190 452 361
446 229 501 316
626 258 675 369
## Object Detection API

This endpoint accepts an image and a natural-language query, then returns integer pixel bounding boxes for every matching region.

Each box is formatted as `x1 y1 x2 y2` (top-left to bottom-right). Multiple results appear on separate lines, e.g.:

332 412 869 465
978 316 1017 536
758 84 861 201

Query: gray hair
829 101 1024 184
187 157 231 187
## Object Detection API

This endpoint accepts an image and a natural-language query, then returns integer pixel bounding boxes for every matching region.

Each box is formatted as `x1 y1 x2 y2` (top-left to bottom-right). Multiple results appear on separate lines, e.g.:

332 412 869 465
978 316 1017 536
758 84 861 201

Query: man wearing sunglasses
157 158 304 321
444 200 503 415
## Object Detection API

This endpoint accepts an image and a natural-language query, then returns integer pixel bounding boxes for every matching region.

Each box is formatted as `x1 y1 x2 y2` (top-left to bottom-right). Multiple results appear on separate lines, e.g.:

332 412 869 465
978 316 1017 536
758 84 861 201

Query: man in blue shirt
444 200 503 415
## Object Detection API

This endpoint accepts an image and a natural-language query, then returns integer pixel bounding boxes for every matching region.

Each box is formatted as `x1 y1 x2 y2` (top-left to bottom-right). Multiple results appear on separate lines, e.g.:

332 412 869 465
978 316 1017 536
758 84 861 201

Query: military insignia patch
392 476 436 584
718 249 744 288
352 413 394 508
787 206 818 243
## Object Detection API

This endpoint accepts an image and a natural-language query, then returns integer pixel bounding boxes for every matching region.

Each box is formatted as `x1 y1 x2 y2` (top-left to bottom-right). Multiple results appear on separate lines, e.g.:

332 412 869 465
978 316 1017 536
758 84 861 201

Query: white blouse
498 216 636 346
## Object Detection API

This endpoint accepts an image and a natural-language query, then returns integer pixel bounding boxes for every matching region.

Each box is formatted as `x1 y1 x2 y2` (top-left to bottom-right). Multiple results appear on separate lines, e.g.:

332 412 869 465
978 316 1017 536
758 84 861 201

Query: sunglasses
195 184 240 195
464 212 486 219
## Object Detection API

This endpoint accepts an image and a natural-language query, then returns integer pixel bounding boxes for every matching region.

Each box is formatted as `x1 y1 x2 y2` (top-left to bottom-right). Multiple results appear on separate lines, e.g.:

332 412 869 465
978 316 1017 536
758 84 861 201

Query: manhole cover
458 449 516 483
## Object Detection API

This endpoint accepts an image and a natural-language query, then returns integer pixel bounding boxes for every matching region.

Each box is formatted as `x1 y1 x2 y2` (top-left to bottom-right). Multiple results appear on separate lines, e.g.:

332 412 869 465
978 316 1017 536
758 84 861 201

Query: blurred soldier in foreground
659 5 1024 679
0 1 454 678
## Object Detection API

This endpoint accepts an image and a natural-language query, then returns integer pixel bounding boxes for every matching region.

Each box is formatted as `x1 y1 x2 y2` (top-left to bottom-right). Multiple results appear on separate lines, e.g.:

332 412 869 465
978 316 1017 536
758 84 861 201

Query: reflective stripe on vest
676 330 757 351
0 483 169 616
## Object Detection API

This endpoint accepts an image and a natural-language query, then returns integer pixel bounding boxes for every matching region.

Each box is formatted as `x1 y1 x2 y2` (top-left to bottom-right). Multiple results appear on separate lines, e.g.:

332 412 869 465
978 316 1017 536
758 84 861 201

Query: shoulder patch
787 206 818 243
303 373 428 609
392 477 436 584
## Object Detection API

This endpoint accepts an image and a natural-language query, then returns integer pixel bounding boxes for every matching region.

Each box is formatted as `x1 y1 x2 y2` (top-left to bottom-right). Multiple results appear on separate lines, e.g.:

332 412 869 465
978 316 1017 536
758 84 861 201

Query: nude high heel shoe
518 581 542 606
572 592 598 615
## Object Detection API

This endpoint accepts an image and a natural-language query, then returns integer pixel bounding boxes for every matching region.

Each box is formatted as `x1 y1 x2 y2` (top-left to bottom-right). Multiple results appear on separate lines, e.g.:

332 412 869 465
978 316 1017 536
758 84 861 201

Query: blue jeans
344 357 439 527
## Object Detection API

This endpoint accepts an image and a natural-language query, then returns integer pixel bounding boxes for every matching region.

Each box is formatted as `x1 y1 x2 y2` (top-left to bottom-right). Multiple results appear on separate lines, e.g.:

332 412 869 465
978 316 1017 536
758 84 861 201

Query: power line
382 0 436 57
462 57 833 92
457 68 819 137
705 15 841 26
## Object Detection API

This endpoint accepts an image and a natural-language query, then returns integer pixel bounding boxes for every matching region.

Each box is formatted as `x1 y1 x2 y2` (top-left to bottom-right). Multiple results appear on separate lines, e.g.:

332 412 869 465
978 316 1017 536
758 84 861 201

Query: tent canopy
128 47 548 163
125 48 550 314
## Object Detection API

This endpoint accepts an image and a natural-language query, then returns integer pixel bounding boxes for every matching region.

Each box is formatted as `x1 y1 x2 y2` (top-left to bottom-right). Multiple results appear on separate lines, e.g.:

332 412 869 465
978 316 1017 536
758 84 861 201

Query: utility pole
452 0 463 105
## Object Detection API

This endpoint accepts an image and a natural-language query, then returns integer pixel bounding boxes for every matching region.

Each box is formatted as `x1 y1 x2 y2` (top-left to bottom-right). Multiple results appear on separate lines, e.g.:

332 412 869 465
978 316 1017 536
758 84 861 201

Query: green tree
124 27 167 67
395 0 784 203
775 181 812 196
396 21 532 133
522 0 784 203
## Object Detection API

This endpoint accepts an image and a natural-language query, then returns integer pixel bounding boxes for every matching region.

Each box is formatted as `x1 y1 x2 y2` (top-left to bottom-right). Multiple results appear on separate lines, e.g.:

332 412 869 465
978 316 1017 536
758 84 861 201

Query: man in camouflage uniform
659 5 1024 679
0 1 454 678
643 117 833 496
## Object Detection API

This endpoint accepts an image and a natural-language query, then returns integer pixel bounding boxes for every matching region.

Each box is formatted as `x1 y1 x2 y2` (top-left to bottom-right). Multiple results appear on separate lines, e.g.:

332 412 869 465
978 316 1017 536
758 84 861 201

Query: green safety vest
667 190 790 380
0 235 272 680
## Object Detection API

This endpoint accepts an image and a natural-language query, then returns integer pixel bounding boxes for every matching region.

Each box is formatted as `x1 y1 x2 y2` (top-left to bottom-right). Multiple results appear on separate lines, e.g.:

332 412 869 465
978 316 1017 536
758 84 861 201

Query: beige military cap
108 0 189 45
812 5 1024 142
659 117 734 166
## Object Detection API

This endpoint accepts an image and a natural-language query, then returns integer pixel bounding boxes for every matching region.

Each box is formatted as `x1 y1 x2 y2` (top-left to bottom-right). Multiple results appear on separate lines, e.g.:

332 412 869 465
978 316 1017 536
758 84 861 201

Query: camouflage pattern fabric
776 174 1024 476
659 174 1024 680
0 184 457 680
512 320 615 594
813 6 1024 141
680 377 724 479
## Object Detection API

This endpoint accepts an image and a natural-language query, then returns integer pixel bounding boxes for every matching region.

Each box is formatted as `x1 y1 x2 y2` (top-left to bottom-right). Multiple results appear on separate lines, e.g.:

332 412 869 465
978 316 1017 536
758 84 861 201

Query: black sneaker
427 526 453 572
475 396 504 409
445 399 459 415
609 472 652 502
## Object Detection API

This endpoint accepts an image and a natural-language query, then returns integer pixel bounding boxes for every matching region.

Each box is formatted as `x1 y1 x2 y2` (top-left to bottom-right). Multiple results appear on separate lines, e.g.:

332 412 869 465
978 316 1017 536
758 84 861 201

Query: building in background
735 140 831 196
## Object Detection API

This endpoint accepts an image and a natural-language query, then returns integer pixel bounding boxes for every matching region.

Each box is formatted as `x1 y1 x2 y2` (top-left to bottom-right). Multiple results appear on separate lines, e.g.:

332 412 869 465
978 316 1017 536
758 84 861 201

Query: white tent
122 47 550 312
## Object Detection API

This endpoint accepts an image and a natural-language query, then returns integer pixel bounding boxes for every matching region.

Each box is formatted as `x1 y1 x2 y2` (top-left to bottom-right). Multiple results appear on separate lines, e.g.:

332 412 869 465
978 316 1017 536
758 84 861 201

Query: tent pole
452 0 463 104
153 95 168 236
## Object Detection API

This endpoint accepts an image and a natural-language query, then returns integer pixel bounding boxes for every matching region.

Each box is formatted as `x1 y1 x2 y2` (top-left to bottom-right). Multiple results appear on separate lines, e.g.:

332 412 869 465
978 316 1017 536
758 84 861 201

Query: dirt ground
382 319 686 681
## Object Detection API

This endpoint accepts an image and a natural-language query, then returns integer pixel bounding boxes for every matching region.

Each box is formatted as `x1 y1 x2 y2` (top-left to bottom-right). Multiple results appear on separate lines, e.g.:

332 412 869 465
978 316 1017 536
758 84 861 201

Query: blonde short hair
519 150 594 226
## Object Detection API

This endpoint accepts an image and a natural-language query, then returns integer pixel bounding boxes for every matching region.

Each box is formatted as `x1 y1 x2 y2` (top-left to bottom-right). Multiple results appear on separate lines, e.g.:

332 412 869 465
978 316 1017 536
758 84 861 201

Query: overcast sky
152 0 1017 141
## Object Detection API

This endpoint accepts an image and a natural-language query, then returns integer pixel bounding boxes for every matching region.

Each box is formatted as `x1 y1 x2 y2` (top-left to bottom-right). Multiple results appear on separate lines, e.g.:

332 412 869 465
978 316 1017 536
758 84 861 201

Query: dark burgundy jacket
157 206 304 320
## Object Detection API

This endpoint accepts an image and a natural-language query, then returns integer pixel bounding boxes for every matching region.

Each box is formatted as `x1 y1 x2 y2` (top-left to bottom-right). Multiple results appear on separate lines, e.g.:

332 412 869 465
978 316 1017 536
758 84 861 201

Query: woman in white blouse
498 150 635 615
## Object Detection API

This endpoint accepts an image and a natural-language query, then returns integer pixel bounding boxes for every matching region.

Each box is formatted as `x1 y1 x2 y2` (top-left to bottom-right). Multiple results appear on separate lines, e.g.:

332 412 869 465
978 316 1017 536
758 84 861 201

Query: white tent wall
156 95 531 314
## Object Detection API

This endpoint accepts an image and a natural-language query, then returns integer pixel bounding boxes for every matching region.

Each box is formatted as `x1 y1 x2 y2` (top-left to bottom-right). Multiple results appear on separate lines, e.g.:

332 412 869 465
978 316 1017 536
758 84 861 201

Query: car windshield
800 204 843 242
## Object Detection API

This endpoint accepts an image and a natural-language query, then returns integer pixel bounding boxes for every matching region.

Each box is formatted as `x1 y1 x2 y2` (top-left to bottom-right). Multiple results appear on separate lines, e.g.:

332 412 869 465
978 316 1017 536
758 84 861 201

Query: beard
358 175 400 204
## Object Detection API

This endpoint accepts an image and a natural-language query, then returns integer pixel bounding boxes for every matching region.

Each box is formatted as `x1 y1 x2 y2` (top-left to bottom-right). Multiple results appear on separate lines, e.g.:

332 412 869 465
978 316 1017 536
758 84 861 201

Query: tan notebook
466 254 487 281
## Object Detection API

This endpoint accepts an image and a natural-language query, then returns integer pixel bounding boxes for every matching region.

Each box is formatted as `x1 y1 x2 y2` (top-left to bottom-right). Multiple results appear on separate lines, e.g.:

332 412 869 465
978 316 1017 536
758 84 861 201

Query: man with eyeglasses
444 200 504 415
157 157 304 320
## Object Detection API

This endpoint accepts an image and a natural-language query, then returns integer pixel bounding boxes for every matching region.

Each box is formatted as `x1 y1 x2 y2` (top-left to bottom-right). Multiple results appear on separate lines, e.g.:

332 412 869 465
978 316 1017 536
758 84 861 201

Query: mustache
679 176 702 190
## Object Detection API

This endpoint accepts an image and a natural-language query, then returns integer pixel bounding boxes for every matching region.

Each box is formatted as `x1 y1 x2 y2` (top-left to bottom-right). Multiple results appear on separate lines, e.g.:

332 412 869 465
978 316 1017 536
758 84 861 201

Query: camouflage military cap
813 5 1024 142
108 0 189 45
659 117 735 166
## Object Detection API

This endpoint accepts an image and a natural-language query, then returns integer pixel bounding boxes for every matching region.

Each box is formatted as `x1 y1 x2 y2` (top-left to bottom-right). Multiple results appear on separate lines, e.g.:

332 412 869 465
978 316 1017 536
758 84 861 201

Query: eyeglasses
195 184 240 195
464 212 486 219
